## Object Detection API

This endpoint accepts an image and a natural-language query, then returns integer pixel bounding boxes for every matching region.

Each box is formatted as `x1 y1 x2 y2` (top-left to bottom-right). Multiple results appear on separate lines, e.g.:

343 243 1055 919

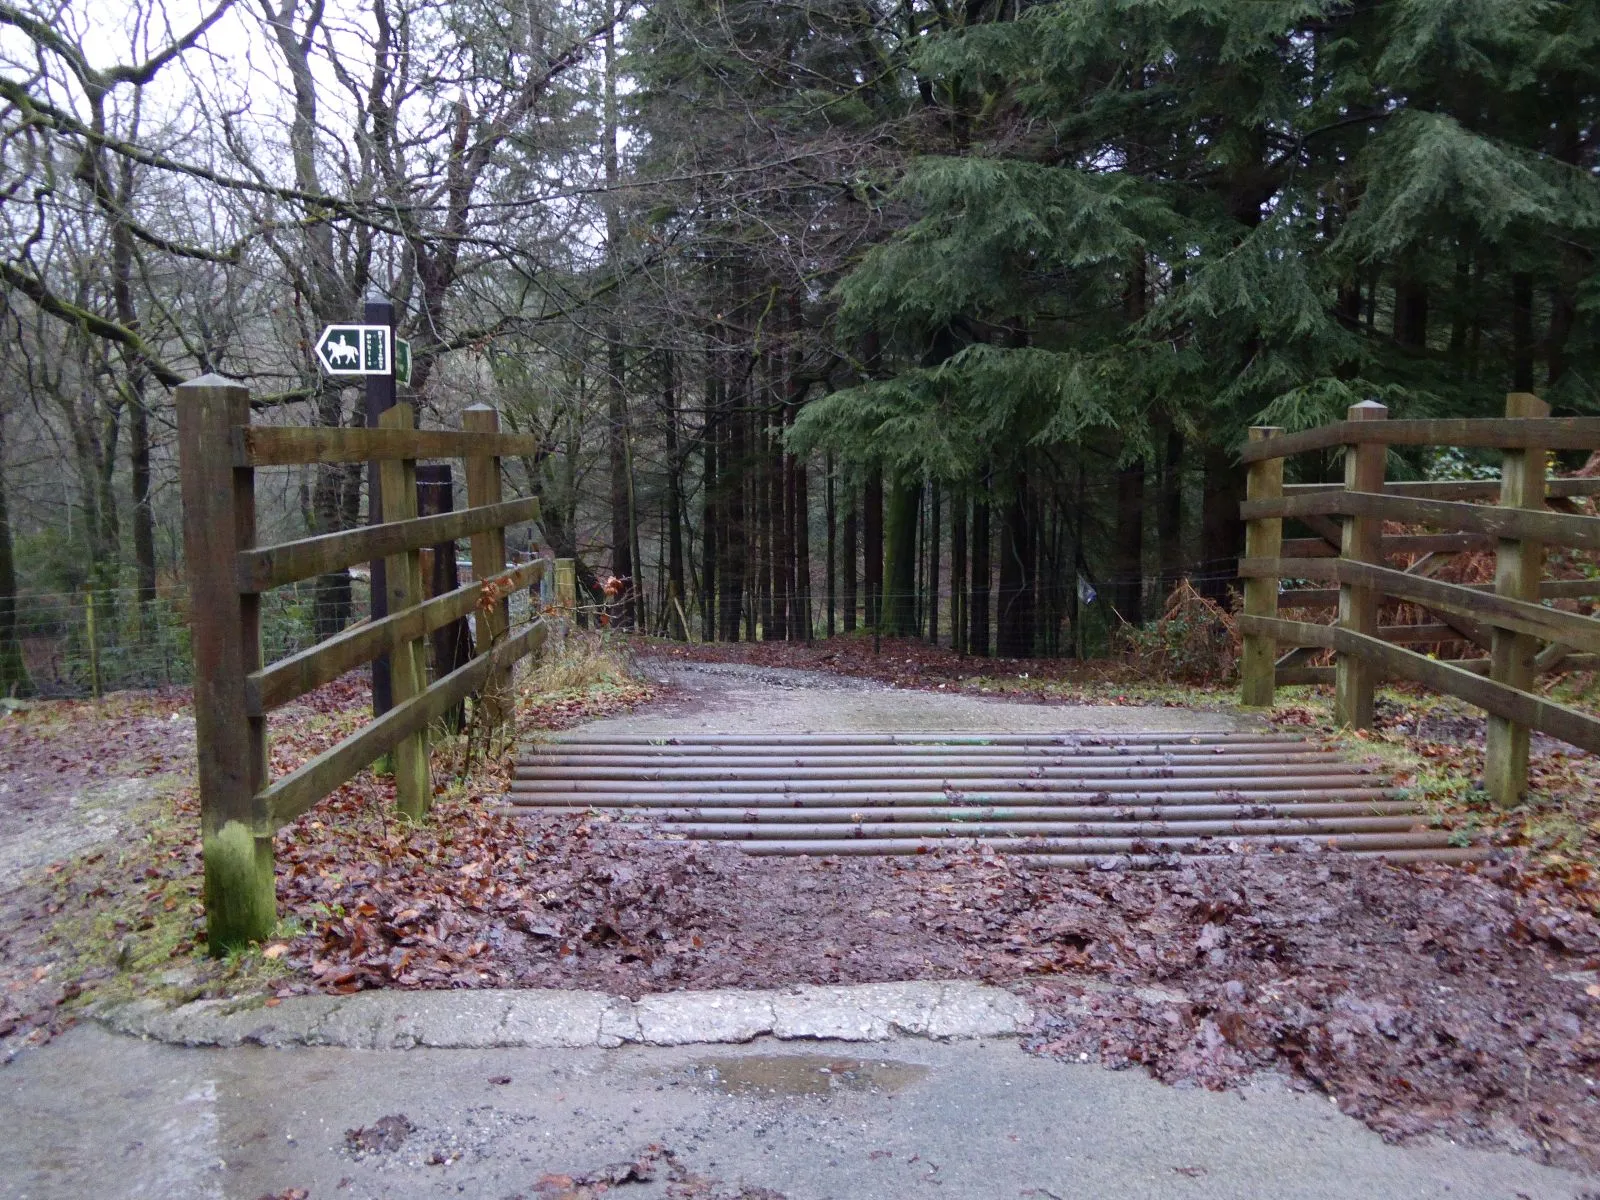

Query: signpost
314 305 406 717
315 324 391 376
364 299 397 716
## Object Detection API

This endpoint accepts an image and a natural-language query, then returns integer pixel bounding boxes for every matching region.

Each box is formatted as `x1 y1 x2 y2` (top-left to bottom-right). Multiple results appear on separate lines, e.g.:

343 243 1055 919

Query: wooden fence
176 374 550 951
1237 394 1600 809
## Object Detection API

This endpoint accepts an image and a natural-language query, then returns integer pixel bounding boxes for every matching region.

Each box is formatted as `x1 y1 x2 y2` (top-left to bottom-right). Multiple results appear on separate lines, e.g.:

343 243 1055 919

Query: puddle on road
671 1053 929 1097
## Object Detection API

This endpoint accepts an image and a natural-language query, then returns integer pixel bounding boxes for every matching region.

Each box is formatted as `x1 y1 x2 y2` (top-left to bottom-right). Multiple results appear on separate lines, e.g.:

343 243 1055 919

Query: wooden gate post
1335 400 1388 729
1240 426 1284 706
1486 391 1550 807
176 375 274 952
378 403 431 818
464 406 511 724
554 557 577 615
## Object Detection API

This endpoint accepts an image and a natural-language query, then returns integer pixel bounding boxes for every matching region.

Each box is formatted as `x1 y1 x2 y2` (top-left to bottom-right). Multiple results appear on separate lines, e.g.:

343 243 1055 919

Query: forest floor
2 633 1600 1176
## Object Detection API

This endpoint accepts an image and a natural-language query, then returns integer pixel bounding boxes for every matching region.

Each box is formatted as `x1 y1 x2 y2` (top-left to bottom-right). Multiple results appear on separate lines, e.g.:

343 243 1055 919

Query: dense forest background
1 0 1598 695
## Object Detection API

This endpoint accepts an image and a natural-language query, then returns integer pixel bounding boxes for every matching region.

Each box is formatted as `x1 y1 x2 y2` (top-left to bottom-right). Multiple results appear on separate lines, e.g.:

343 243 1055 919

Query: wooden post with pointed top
378 402 430 818
176 374 274 953
1486 391 1549 807
1240 426 1284 707
464 405 511 724
1335 400 1388 729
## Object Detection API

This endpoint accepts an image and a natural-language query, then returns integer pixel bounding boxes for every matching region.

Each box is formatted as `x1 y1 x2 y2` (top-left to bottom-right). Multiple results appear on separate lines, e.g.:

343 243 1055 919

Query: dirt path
590 657 1245 735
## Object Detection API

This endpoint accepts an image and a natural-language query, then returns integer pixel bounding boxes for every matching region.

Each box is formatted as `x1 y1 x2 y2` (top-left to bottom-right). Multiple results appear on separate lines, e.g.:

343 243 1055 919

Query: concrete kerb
95 980 1035 1051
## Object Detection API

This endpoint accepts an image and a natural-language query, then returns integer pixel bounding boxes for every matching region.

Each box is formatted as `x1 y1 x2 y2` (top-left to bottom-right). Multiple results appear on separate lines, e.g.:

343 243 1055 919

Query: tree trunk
757 415 775 639
792 442 811 639
663 352 686 637
719 382 745 642
1112 457 1144 625
996 482 1034 657
1198 444 1244 604
744 439 759 642
1394 272 1429 351
1071 461 1086 659
0 414 32 696
312 384 353 640
950 490 967 654
968 489 991 657
825 453 836 637
842 488 858 632
128 389 156 605
98 138 156 613
927 483 940 644
863 470 883 629
602 3 634 628
1549 283 1576 391
628 427 645 633
701 363 719 641
884 479 918 635
607 327 634 626
1512 272 1535 393
1158 423 1183 601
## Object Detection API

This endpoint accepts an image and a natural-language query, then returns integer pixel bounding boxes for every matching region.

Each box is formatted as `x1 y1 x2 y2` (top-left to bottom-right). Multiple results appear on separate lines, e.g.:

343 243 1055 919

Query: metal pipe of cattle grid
515 751 1343 771
656 816 1430 840
522 740 1319 760
511 762 1369 783
542 731 1306 746
508 800 1420 822
736 831 1459 856
506 787 1403 808
1008 848 1488 868
507 774 1385 796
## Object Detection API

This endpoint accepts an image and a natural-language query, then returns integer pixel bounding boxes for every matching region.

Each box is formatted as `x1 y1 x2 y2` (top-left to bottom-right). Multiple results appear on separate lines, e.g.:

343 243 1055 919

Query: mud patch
670 1054 929 1098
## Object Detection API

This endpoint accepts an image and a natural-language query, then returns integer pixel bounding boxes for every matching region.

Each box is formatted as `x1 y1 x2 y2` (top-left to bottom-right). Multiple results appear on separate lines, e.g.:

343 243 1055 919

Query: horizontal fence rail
236 425 546 467
1238 394 1600 812
177 375 549 952
1237 415 1600 461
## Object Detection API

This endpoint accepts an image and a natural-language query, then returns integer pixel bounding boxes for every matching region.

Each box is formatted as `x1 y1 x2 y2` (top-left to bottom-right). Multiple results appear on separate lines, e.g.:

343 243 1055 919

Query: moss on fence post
203 821 276 950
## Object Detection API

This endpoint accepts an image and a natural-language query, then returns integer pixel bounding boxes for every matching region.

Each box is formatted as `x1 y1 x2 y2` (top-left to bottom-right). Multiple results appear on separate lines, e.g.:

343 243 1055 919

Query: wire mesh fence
4 554 1235 700
5 560 554 701
8 582 334 699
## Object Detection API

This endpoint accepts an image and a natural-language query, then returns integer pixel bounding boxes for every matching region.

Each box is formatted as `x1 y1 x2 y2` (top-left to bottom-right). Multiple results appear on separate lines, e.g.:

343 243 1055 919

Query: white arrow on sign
315 324 391 375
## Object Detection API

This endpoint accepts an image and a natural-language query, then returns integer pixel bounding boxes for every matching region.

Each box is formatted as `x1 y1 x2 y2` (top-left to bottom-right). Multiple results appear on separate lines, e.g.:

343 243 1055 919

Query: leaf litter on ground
5 642 1600 1174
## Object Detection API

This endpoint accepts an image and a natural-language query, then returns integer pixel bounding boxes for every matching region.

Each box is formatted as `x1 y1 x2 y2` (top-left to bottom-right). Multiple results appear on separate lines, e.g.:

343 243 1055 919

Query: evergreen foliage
786 0 1600 644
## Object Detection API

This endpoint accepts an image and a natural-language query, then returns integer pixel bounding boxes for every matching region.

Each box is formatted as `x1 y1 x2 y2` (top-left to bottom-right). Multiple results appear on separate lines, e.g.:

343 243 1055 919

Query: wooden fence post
378 403 430 818
84 589 101 701
176 375 273 952
1486 391 1549 807
464 405 511 724
554 557 577 616
1240 426 1284 706
1335 400 1388 729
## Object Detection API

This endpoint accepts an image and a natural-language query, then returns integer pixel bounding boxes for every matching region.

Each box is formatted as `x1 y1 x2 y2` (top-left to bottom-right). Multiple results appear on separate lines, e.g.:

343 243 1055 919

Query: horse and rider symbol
315 324 391 375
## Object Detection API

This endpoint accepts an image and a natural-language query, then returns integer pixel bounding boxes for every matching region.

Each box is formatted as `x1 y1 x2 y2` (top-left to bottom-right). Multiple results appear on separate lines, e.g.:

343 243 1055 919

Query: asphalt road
4 1022 1594 1199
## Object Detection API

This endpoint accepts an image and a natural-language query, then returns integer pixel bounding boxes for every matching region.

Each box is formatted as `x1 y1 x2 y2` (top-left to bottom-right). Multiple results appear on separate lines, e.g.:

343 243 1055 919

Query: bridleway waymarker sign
315 325 391 375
